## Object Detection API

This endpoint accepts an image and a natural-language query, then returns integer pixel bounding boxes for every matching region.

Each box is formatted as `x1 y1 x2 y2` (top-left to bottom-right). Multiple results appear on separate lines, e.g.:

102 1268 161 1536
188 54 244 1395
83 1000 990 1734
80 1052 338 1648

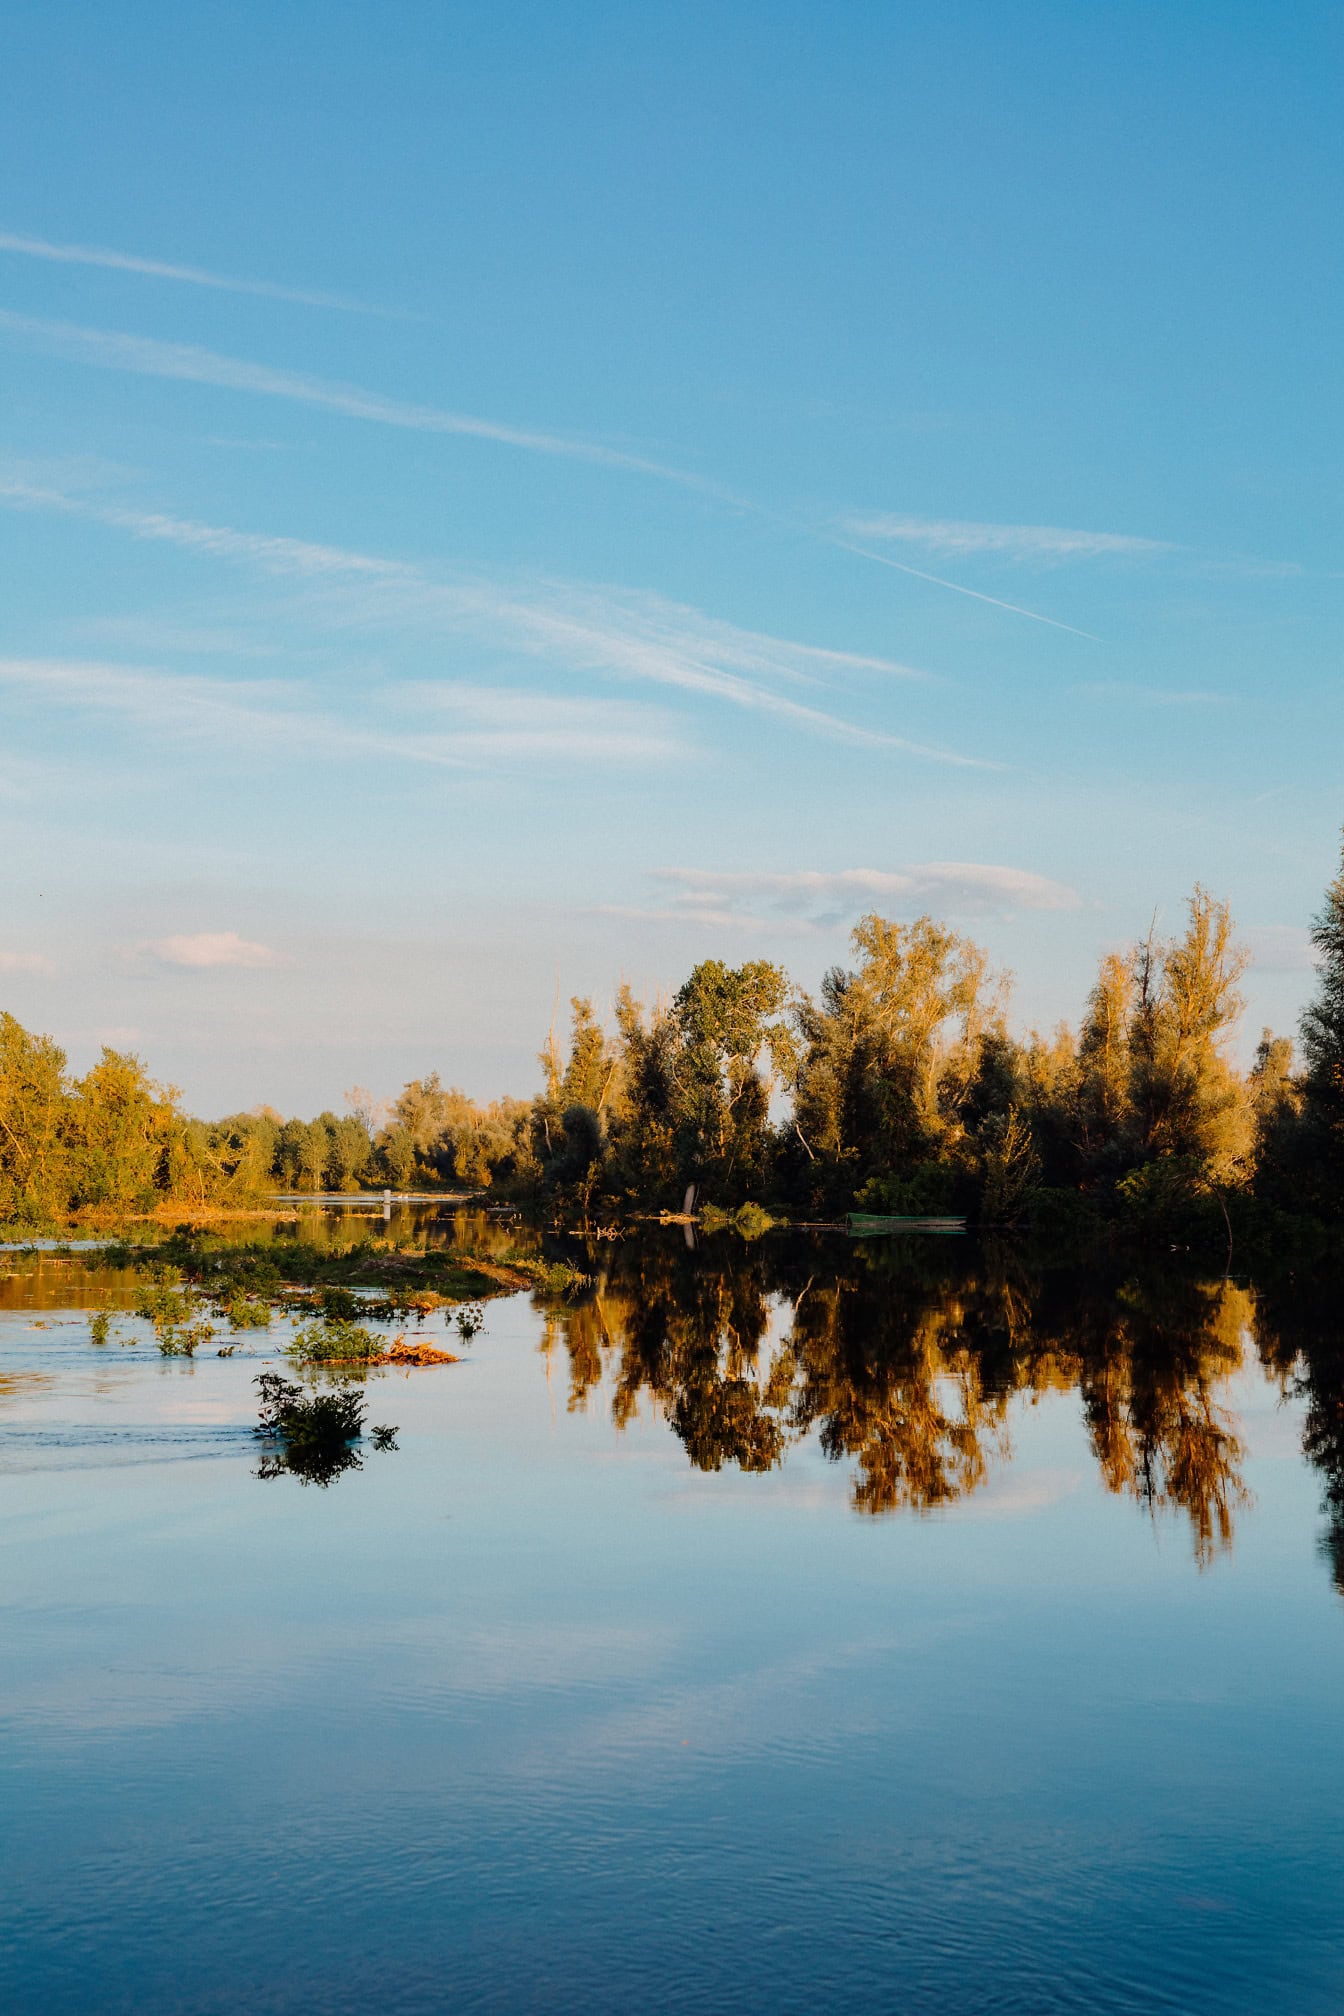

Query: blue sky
1 1 1341 1114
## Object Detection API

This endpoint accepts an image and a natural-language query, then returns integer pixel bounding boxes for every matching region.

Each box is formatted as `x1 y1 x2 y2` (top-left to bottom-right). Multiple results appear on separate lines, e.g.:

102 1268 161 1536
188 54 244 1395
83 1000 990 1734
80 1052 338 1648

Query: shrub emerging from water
134 1273 216 1355
286 1315 388 1364
253 1371 397 1486
318 1286 362 1320
89 1311 112 1346
699 1202 777 1239
455 1302 485 1344
223 1292 272 1330
156 1318 217 1357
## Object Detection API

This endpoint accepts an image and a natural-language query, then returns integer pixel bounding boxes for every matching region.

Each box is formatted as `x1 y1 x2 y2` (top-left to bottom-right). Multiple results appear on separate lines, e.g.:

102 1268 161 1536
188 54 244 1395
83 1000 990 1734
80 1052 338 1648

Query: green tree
0 1012 70 1221
64 1048 176 1210
1074 951 1136 1169
668 959 793 1191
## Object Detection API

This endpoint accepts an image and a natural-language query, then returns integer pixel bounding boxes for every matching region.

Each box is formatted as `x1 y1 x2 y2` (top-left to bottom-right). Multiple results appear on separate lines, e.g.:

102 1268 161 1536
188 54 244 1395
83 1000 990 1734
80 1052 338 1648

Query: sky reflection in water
1 1214 1342 2014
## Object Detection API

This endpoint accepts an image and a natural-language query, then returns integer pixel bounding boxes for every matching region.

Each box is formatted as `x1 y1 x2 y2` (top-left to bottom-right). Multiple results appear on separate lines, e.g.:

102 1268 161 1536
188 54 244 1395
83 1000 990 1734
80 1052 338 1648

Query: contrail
826 534 1101 640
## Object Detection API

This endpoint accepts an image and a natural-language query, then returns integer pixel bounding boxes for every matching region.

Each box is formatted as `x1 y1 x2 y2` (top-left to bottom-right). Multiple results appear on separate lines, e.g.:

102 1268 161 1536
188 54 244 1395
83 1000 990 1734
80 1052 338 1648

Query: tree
668 959 793 1190
791 913 1005 1207
1301 830 1344 1198
0 1012 69 1221
64 1048 177 1210
1128 887 1250 1180
1074 952 1136 1168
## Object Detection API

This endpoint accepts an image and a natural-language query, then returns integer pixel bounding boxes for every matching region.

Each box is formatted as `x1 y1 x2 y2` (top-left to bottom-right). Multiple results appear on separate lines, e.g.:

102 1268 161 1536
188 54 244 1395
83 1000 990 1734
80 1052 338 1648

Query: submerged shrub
89 1312 111 1346
157 1317 216 1357
287 1316 388 1364
223 1293 272 1330
133 1275 198 1331
455 1302 485 1344
253 1370 397 1487
133 1273 215 1354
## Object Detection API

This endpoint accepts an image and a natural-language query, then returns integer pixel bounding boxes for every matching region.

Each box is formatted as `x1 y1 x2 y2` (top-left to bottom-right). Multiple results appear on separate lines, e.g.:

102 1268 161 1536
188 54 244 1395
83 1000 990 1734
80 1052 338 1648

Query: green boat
845 1212 967 1236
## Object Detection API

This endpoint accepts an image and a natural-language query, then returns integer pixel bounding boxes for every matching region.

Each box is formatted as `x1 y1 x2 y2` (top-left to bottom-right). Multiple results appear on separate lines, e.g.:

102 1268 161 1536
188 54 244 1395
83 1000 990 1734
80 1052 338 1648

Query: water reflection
1254 1271 1344 1591
542 1233 1301 1566
0 1204 540 1314
5 1205 1344 1579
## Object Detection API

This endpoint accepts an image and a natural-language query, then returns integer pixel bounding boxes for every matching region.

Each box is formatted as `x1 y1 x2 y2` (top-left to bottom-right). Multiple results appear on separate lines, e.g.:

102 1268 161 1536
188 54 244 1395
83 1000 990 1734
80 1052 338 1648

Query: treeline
2 834 1342 1234
520 833 1344 1237
0 1036 532 1224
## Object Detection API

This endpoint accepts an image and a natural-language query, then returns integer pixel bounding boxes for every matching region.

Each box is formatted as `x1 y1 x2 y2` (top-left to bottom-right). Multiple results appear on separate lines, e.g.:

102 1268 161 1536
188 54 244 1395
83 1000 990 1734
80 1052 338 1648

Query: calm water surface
2 1211 1342 2013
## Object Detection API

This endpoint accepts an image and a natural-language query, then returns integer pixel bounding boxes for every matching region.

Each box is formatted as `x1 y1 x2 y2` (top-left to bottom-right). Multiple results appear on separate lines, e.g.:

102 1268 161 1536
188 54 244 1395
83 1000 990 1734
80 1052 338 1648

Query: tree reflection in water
1253 1271 1344 1591
540 1231 1281 1567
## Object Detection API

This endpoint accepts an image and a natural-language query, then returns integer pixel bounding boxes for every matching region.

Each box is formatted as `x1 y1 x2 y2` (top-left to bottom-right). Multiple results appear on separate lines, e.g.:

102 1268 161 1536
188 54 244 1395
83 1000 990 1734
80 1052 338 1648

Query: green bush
133 1273 215 1354
855 1164 957 1216
286 1316 388 1364
253 1371 398 1487
223 1293 272 1330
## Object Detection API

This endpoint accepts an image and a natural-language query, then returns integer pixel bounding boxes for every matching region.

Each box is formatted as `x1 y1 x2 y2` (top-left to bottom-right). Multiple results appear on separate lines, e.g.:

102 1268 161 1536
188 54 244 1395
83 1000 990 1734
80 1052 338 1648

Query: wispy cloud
144 932 280 970
613 863 1081 931
0 314 1135 639
845 515 1170 562
0 950 55 975
0 656 689 771
75 617 285 660
0 476 986 763
0 310 701 483
0 229 394 316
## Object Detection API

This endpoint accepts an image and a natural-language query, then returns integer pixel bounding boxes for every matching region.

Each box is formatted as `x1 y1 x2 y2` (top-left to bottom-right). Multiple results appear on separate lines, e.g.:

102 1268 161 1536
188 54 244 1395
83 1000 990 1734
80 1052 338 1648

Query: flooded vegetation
253 1369 398 1486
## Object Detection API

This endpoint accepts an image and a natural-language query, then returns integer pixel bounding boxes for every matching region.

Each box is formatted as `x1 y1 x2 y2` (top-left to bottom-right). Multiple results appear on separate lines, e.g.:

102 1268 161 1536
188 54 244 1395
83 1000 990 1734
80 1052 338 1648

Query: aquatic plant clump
253 1371 398 1487
455 1302 485 1344
286 1316 389 1364
223 1293 272 1330
134 1274 217 1355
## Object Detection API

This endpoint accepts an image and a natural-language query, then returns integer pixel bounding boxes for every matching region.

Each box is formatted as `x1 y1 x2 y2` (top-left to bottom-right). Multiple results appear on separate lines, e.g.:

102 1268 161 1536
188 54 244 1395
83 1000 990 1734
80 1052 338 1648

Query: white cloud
0 229 392 315
144 932 280 970
631 863 1080 929
844 515 1169 562
0 950 55 975
390 683 686 763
